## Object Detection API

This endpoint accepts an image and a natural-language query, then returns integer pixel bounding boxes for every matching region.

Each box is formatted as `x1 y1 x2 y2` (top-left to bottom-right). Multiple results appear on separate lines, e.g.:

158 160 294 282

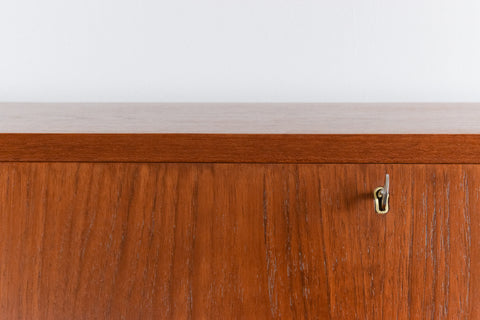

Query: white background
1 0 480 102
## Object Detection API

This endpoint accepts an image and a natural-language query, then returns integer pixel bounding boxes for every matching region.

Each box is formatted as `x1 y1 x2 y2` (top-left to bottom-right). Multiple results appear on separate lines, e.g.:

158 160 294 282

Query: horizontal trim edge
0 134 476 163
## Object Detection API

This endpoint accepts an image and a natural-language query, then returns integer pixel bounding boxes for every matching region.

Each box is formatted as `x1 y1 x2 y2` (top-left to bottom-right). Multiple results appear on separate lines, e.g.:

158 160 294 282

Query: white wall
1 0 480 102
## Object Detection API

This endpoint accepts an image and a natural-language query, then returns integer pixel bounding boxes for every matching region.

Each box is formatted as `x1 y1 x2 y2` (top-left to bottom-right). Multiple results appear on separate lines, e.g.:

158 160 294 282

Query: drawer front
0 163 476 319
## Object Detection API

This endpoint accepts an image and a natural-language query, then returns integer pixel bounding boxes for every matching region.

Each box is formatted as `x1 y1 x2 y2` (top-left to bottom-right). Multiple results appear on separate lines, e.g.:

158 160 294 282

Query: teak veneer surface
0 163 476 319
0 134 479 163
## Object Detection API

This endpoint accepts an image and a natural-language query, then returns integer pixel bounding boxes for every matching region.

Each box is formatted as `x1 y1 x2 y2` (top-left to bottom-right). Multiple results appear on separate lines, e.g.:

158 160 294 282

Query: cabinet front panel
0 163 476 319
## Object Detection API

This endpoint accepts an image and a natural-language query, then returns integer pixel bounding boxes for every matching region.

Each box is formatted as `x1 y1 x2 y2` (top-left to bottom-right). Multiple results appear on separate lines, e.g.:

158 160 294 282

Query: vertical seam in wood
293 165 308 319
431 172 437 320
464 169 471 317
444 173 450 318
37 165 48 319
316 167 332 319
262 172 276 319
187 167 199 319
283 168 295 317
141 165 160 312
167 168 180 319
105 164 126 318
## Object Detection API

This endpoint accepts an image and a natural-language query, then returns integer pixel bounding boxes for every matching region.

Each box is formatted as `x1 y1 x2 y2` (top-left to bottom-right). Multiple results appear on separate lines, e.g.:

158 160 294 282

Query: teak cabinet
1 103 480 319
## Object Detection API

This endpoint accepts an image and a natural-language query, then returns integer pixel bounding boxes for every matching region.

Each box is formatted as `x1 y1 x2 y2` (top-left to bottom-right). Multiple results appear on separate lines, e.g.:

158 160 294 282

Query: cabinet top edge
2 103 480 134
0 133 478 163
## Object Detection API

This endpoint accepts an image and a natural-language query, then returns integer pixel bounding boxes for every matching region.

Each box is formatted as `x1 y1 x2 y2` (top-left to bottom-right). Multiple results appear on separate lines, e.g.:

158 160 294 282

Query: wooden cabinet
1 104 479 319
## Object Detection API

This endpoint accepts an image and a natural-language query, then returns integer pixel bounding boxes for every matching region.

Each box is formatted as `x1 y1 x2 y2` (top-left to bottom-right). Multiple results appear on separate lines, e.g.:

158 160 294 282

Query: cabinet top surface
1 103 480 133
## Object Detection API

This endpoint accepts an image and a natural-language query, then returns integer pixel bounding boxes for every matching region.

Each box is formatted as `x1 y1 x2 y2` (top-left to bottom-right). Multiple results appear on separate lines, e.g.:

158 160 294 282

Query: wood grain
2 103 480 133
1 134 480 163
0 163 476 319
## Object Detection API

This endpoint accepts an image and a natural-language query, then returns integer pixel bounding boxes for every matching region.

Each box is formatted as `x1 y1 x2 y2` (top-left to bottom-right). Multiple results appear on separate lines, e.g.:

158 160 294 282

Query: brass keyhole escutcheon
374 174 390 214
374 187 389 214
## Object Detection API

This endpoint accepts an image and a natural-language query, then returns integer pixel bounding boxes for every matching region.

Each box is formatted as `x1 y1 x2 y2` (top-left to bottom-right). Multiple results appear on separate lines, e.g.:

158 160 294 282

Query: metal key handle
374 174 390 214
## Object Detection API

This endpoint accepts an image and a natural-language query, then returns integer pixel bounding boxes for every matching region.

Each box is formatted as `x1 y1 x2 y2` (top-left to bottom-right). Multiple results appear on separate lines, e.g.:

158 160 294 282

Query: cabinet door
0 163 476 319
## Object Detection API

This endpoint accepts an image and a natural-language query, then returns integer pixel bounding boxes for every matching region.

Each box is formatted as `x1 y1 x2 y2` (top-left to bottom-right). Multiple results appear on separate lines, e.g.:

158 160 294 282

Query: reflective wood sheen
1 103 480 134
0 163 476 319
